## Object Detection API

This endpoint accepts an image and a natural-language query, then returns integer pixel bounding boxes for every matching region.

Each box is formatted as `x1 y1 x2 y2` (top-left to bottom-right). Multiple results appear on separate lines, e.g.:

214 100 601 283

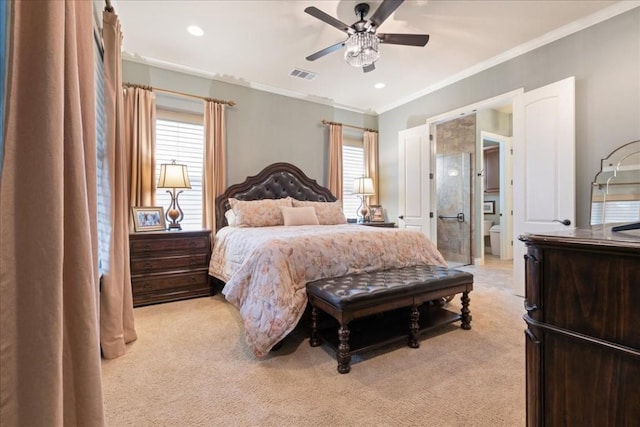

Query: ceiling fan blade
369 0 404 28
363 63 376 73
378 33 430 47
304 6 351 33
306 41 346 61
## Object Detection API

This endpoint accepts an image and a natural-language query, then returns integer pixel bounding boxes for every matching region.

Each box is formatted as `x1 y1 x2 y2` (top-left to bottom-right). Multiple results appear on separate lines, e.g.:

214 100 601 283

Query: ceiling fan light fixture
344 32 379 68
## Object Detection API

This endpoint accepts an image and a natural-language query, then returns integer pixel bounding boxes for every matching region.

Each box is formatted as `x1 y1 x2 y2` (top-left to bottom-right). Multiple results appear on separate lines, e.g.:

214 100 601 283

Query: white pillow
224 209 237 227
291 200 347 225
281 206 319 226
229 197 292 227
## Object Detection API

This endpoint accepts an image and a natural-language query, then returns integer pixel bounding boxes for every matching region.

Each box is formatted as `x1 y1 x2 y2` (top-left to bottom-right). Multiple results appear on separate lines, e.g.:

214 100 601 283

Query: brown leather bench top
306 265 474 311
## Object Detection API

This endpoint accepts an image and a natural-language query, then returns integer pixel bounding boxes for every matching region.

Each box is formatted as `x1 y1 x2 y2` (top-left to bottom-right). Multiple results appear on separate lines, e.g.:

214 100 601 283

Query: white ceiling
113 0 636 114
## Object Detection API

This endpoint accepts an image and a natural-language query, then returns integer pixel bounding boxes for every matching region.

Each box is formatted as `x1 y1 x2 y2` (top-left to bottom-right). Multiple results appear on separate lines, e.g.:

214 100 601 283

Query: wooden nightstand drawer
132 275 210 307
361 222 396 228
130 253 209 273
130 235 209 254
131 271 208 294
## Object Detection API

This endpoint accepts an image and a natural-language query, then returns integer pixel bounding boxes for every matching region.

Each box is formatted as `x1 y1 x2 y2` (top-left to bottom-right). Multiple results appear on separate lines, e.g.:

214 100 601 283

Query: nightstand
361 222 396 228
129 229 211 307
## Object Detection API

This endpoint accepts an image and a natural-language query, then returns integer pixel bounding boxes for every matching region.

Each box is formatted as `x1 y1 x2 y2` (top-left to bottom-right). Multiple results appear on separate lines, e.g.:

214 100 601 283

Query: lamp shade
352 177 375 195
157 162 191 189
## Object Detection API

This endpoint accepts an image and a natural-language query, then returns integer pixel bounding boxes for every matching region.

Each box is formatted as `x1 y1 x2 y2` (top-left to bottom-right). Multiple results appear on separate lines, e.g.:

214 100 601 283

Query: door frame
426 89 522 266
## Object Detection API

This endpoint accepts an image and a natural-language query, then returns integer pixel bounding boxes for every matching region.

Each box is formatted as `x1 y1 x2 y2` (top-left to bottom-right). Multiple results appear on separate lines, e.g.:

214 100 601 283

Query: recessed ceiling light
374 83 386 89
187 25 204 37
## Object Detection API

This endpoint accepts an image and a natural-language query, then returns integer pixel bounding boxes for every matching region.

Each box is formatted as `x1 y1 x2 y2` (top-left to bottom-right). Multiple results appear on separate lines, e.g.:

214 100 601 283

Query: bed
208 162 446 357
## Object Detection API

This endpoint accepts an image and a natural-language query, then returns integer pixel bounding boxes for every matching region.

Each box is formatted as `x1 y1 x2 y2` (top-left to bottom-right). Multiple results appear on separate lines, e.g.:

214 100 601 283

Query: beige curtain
100 9 137 360
327 123 343 200
0 1 105 425
363 130 379 205
124 85 156 212
203 101 226 232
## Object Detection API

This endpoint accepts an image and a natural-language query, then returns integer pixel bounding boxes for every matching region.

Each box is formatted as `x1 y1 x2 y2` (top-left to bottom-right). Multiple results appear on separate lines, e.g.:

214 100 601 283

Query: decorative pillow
281 206 319 226
224 209 237 227
229 197 292 227
291 200 347 225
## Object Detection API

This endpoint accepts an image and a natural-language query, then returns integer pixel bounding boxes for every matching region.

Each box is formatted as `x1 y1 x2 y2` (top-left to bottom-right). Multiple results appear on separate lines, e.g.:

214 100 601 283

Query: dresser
129 229 212 307
520 229 640 426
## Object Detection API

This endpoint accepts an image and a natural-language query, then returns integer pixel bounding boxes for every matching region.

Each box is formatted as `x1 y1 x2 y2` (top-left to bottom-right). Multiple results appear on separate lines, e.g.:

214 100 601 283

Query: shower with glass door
436 152 472 267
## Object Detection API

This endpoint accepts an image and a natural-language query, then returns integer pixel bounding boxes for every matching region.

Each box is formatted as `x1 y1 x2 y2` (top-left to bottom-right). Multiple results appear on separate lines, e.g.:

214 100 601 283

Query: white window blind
342 142 365 220
95 33 110 276
590 201 640 225
155 117 204 230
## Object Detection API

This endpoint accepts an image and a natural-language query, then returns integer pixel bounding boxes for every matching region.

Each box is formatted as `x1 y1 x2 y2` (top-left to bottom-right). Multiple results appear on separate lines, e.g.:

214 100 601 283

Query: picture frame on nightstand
369 205 385 222
131 206 166 232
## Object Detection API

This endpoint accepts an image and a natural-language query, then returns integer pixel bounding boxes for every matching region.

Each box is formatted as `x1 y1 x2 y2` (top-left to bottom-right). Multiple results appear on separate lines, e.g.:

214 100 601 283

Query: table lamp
352 176 375 223
157 160 191 230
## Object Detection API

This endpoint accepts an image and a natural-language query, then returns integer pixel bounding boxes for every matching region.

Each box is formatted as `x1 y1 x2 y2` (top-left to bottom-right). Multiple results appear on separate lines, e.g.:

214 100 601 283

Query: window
155 112 204 230
95 30 110 276
342 139 365 220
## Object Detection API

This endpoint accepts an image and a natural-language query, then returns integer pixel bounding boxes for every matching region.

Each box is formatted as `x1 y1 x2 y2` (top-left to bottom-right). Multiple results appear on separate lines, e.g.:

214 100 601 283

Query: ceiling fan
304 0 429 73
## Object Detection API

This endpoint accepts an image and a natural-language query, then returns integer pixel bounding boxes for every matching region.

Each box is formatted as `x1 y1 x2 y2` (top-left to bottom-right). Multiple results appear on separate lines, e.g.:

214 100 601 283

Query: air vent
289 68 317 81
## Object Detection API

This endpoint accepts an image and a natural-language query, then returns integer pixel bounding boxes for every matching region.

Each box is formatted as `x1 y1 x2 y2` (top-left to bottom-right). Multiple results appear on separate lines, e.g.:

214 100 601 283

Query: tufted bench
306 265 473 374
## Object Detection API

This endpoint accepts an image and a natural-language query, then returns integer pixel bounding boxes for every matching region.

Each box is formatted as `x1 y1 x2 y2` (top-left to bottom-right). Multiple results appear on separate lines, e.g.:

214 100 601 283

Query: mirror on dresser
590 140 640 228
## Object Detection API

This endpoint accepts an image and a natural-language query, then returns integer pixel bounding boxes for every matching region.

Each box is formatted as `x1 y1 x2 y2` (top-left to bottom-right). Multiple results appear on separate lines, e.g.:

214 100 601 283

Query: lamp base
166 207 183 230
357 196 369 223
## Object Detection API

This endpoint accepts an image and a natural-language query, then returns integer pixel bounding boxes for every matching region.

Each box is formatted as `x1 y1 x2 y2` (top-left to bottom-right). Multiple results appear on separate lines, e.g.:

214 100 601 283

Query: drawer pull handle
144 262 152 269
524 299 538 312
142 283 151 289
143 244 151 251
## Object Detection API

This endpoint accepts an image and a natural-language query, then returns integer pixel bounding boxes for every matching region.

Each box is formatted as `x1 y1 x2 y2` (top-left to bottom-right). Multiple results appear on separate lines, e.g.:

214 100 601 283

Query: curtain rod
321 120 377 133
124 82 236 107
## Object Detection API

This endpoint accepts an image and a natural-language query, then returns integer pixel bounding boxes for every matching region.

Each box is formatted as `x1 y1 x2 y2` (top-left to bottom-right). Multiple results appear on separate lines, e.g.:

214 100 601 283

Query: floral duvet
208 224 447 358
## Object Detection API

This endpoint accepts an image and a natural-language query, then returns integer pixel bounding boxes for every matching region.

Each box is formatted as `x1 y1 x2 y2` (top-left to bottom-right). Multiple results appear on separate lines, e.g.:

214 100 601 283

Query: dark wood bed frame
214 162 337 233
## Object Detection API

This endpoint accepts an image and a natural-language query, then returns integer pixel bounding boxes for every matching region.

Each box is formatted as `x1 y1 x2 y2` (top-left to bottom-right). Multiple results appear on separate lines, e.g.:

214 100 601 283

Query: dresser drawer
131 270 208 294
130 253 209 273
130 235 209 254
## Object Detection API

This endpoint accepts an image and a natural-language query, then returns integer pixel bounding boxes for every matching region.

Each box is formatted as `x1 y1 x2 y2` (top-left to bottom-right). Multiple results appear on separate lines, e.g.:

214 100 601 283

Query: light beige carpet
102 263 525 427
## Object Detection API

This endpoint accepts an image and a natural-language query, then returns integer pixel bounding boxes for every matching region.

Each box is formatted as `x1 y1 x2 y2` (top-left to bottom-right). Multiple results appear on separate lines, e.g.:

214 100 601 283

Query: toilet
489 225 501 256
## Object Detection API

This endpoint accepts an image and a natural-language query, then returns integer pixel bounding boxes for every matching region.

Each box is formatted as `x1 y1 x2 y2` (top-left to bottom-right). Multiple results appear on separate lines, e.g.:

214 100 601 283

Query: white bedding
208 224 447 357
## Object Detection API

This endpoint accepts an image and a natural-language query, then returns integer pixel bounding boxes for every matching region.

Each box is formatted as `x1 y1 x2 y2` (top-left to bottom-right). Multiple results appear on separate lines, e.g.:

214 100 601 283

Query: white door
512 76 576 296
398 124 433 240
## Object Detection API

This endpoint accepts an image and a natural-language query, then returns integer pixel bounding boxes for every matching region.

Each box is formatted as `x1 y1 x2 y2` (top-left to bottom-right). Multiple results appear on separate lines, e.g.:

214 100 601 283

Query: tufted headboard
215 162 337 232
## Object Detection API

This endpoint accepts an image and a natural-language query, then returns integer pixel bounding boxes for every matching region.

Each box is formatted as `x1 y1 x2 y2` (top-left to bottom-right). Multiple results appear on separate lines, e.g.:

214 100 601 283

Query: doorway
427 90 520 271
481 131 513 263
